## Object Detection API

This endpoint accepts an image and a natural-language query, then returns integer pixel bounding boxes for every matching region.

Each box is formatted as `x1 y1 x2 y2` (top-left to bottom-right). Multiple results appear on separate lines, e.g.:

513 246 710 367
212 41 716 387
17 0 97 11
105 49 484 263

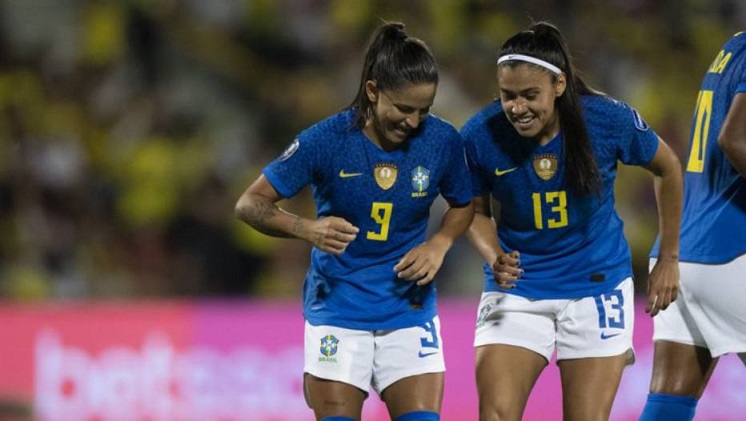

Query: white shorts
474 278 635 363
650 254 746 358
304 316 445 395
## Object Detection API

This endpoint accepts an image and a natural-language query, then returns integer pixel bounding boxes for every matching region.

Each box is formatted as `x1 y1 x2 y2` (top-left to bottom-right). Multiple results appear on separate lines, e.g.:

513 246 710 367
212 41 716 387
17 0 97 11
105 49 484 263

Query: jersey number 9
367 202 393 241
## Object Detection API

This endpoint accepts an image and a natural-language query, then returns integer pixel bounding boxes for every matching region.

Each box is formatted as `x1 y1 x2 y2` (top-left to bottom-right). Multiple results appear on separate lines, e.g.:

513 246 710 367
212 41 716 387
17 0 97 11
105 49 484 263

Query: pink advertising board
0 299 743 420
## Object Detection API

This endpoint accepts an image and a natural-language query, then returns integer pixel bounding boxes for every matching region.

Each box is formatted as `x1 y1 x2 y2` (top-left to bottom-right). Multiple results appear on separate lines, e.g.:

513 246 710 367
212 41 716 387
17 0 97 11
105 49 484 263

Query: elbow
234 201 244 221
234 195 252 222
717 132 740 159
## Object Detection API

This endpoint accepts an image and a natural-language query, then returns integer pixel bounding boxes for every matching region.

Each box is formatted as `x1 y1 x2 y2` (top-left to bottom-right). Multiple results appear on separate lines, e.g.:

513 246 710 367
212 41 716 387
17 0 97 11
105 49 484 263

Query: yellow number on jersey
532 191 568 229
686 90 713 173
367 202 393 241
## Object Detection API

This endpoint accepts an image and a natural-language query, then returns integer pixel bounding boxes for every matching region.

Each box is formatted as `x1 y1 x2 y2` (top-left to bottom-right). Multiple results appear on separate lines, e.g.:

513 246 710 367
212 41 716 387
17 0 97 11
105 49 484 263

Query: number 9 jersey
263 109 472 330
462 96 659 299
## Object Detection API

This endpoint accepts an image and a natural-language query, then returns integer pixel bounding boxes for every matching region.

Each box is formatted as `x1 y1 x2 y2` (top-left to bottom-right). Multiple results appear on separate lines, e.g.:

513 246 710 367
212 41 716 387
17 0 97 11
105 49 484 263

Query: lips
391 126 410 139
511 115 534 130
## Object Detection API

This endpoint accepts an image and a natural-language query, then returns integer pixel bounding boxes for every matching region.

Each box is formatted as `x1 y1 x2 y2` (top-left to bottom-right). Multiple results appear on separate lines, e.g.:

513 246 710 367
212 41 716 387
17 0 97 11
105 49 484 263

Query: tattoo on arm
241 200 293 238
248 201 276 224
292 216 304 237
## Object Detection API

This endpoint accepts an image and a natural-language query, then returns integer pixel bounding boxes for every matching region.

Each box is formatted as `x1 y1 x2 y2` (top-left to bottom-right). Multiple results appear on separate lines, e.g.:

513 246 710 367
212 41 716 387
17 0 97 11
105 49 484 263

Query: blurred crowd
0 0 742 301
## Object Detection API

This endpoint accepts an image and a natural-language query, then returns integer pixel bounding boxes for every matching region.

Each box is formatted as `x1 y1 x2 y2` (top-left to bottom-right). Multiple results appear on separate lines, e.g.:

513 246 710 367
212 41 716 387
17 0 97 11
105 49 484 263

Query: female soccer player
461 21 682 421
641 31 746 421
235 22 473 421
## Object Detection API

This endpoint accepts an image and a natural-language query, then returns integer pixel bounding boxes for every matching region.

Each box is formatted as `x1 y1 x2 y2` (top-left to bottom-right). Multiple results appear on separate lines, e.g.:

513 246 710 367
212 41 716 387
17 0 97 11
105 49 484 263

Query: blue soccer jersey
651 32 746 264
264 109 472 330
463 95 659 299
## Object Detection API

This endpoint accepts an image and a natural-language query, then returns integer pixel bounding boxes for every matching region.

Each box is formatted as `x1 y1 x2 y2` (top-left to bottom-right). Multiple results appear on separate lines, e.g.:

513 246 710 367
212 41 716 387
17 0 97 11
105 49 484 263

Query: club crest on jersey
318 334 339 362
533 154 558 181
411 166 429 198
374 163 398 190
631 109 649 131
476 304 492 328
279 138 300 161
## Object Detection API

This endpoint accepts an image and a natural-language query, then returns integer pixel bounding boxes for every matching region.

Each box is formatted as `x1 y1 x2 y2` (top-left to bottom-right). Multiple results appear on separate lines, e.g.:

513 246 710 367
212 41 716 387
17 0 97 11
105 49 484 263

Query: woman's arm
234 174 358 254
394 201 474 285
718 92 746 177
643 138 683 316
465 195 521 289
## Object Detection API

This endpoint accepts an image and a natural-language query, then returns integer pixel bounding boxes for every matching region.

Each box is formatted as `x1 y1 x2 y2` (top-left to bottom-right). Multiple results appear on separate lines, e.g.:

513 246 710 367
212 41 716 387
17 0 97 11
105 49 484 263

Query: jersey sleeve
262 130 320 198
438 130 473 206
462 122 491 197
615 103 660 166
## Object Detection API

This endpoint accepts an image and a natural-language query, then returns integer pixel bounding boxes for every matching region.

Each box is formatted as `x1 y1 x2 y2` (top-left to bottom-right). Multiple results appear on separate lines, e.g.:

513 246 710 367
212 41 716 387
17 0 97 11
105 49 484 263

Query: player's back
678 32 746 263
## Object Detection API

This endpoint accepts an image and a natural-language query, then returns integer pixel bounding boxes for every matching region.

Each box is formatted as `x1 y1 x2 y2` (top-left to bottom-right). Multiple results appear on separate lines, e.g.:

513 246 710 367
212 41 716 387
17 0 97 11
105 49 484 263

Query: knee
479 402 518 421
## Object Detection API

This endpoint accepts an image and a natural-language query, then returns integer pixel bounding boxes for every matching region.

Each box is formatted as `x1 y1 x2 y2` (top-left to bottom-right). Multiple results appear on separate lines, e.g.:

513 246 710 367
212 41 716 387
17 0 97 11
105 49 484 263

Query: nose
404 113 421 129
511 100 526 114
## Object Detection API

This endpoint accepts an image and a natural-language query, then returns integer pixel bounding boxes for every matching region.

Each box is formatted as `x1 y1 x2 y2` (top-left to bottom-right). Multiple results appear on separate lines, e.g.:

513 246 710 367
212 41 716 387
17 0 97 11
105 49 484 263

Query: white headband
497 54 562 75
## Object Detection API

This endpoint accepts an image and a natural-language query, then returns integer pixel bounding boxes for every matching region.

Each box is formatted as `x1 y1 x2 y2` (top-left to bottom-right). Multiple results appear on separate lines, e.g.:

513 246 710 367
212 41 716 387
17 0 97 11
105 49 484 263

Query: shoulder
298 110 357 147
423 113 459 135
582 95 650 132
725 31 746 50
411 114 462 154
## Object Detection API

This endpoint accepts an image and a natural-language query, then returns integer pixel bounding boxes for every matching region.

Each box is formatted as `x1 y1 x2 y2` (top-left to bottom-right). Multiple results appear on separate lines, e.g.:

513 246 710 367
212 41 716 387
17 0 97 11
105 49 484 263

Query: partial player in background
235 21 473 421
461 21 682 421
641 31 746 421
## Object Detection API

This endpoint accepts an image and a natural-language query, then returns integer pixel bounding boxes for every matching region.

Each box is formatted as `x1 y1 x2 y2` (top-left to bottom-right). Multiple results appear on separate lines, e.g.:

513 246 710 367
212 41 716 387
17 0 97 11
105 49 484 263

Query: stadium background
0 1 743 420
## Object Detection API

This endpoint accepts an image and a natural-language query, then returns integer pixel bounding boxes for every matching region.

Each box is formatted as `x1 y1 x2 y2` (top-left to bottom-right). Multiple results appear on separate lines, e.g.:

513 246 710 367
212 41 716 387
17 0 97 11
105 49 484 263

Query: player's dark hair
498 21 601 196
349 21 439 129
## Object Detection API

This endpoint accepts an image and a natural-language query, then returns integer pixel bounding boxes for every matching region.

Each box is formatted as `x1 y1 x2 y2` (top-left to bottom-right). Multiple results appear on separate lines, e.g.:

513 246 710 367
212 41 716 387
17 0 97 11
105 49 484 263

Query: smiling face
363 81 436 151
497 64 566 145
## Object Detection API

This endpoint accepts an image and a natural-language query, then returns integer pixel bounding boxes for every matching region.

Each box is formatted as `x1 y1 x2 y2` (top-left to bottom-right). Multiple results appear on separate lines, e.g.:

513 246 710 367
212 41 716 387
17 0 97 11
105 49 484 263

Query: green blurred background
0 0 741 301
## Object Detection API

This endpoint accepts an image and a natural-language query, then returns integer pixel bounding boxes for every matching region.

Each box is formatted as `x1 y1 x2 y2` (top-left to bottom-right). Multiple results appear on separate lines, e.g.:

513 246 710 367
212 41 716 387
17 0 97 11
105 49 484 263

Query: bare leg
304 373 366 420
381 372 444 419
476 344 546 421
558 352 628 421
649 341 718 398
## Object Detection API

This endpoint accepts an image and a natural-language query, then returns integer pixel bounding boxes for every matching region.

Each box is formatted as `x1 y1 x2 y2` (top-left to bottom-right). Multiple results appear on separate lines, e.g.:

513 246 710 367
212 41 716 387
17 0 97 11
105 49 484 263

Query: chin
512 126 537 138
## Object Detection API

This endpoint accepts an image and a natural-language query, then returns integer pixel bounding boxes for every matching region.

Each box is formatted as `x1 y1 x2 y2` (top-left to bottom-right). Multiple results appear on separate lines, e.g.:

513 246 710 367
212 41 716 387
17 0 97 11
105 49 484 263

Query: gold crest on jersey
532 154 558 180
374 163 398 190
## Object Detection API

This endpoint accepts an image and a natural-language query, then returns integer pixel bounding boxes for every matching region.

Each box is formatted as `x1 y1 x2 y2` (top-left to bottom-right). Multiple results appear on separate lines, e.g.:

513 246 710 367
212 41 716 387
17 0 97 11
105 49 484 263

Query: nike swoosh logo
418 350 439 358
494 167 517 176
339 170 363 178
600 332 621 340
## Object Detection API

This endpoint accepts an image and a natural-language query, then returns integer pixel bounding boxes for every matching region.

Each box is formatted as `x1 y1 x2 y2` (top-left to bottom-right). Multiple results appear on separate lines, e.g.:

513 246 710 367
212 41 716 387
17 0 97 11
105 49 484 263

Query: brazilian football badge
532 154 558 181
374 163 398 190
411 166 429 197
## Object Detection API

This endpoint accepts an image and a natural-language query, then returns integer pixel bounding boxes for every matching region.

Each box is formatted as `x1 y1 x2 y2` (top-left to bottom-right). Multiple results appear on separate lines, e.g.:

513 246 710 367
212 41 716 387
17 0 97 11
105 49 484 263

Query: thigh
304 373 366 420
649 258 707 348
473 292 555 420
476 344 546 421
303 321 374 417
676 256 746 357
556 278 635 361
381 372 444 419
474 291 557 360
372 317 445 401
558 353 628 421
649 340 718 398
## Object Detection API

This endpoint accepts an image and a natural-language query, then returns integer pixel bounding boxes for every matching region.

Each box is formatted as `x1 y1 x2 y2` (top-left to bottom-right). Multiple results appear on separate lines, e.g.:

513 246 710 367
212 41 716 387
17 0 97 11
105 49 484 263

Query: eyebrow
500 86 542 95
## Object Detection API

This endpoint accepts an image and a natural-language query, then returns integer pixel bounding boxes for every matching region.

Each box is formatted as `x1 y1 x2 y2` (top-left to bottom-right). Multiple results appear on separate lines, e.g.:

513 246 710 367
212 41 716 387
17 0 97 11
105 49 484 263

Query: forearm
235 194 307 240
466 213 502 264
427 203 474 250
654 169 683 261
